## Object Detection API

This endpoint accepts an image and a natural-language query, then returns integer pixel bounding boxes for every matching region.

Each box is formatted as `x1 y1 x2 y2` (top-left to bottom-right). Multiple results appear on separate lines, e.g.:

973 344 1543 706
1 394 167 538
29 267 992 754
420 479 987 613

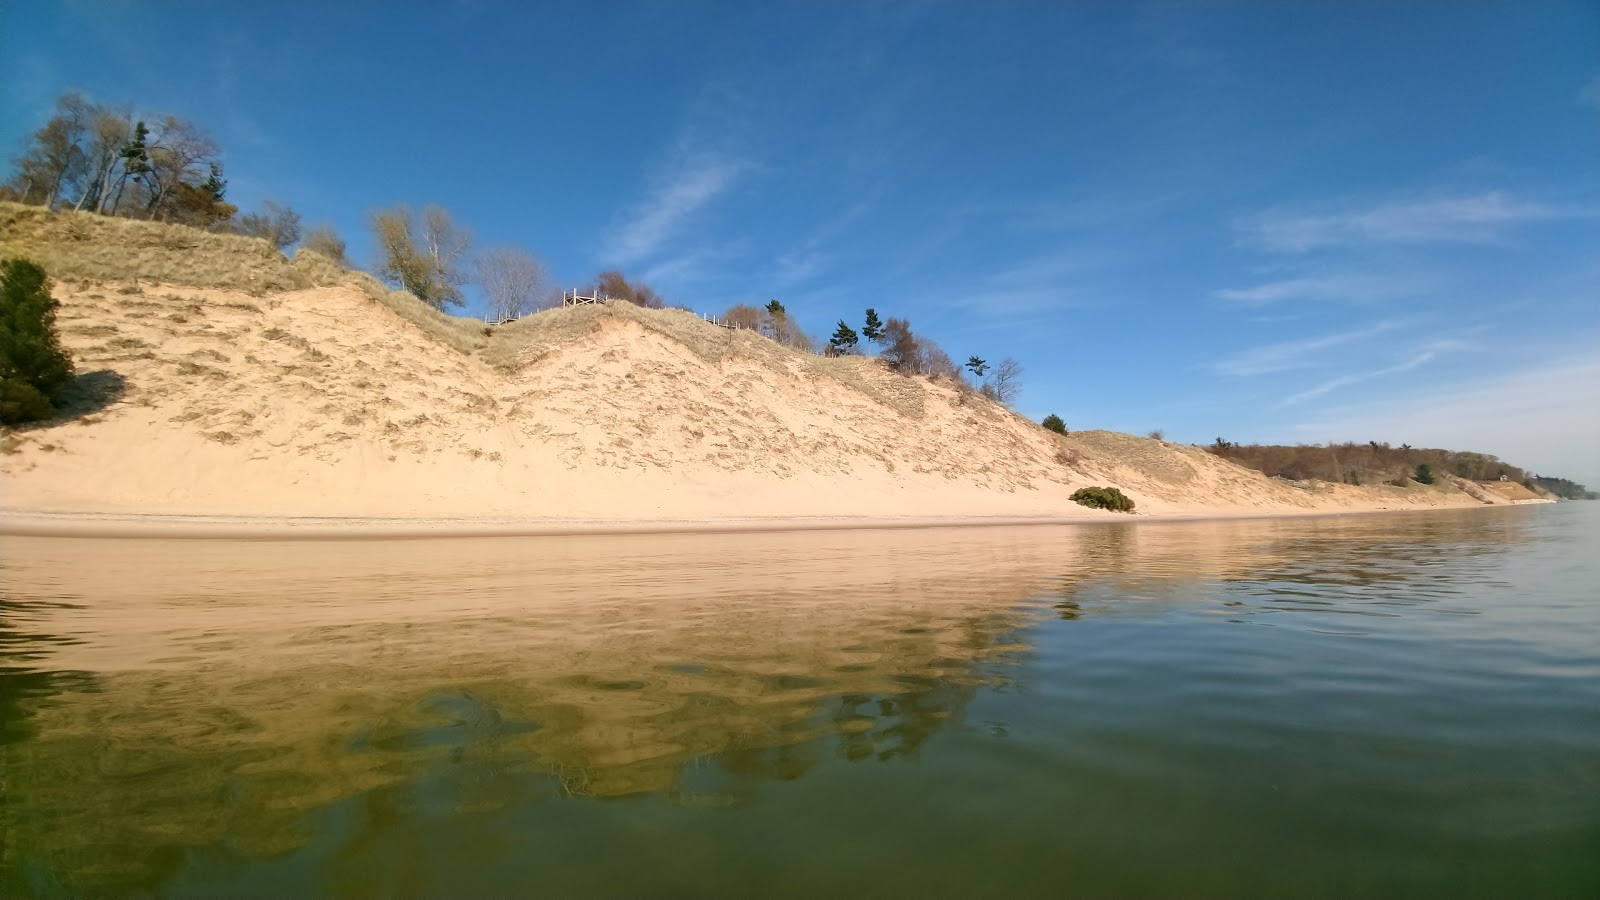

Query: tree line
6 90 1029 405
1203 438 1582 492
715 302 1023 402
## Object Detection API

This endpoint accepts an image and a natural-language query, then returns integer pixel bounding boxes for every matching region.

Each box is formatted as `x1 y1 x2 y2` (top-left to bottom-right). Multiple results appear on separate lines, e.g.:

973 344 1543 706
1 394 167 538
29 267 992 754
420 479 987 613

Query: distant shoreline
0 502 1548 541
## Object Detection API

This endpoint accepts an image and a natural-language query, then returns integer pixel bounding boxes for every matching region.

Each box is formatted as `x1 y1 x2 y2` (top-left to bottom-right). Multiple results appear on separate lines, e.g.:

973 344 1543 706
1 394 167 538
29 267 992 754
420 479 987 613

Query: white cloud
1215 320 1403 376
1238 191 1577 252
1279 351 1600 486
1214 273 1431 305
1282 349 1439 405
602 153 746 265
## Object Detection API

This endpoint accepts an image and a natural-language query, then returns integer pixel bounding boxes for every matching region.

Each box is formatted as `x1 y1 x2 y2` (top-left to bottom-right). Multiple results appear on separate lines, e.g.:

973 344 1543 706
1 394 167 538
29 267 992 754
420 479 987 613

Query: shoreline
0 502 1543 541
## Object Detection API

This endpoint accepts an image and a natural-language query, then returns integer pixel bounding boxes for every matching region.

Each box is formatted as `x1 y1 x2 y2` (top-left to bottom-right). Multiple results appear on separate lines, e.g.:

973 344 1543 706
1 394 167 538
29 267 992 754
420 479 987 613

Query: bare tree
238 200 302 251
880 317 924 374
140 116 222 219
370 204 472 308
477 246 549 322
11 92 90 207
300 225 349 268
989 356 1023 405
74 106 133 213
722 303 762 331
921 339 963 382
596 270 665 308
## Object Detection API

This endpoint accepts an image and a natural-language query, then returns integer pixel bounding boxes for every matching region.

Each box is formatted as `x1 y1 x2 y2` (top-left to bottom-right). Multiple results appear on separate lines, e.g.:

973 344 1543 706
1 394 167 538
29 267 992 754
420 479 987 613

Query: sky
3 1 1598 485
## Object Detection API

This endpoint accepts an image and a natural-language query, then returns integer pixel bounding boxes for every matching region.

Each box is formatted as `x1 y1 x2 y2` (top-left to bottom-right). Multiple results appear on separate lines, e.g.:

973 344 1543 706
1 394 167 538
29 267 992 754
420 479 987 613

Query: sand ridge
0 271 1509 531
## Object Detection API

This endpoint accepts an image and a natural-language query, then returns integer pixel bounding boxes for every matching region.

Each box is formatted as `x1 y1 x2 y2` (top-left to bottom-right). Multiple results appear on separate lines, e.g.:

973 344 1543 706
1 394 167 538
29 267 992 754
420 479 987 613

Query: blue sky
4 1 1598 483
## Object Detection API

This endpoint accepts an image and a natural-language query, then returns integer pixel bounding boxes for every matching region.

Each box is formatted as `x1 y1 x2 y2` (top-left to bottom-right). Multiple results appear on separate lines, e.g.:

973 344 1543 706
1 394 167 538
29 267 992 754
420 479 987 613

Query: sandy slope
0 274 1503 534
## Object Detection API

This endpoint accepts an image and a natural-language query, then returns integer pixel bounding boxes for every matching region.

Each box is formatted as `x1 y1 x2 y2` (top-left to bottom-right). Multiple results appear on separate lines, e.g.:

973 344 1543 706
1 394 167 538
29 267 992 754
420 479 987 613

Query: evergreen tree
966 356 988 378
828 320 859 353
862 308 884 343
1041 414 1067 435
1414 463 1435 485
109 121 149 216
0 259 74 425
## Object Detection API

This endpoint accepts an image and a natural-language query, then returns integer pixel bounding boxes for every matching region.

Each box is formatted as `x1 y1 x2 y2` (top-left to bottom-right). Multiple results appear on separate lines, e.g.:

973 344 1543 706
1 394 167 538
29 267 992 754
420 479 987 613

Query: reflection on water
3 508 1598 896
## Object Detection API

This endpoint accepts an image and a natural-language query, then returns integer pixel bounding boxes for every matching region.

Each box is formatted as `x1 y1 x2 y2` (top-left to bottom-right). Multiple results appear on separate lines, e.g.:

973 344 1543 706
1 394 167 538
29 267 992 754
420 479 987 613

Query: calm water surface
2 507 1597 897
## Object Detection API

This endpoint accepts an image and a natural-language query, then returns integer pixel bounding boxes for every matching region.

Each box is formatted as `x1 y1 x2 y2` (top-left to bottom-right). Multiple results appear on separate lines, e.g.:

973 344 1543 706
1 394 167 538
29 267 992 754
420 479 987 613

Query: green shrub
1071 486 1135 512
1041 413 1067 435
1414 463 1435 485
1 258 74 425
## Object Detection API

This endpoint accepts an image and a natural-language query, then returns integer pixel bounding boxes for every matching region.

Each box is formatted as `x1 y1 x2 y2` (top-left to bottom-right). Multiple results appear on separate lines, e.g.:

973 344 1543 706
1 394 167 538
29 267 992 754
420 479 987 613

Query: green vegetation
1208 440 1546 488
828 320 859 354
1071 486 1134 512
1414 463 1435 485
2 91 1035 407
369 204 472 309
1041 414 1067 435
861 308 884 343
1 259 74 425
1530 476 1597 500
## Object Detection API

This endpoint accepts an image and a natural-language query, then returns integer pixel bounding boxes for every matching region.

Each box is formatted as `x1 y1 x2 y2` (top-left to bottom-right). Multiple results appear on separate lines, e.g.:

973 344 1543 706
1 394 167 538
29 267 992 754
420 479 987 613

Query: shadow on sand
47 369 127 423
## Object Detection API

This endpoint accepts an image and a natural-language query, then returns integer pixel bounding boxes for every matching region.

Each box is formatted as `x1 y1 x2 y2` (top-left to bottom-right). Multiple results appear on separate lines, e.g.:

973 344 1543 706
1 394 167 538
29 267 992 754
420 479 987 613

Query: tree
921 340 962 381
989 356 1023 405
596 270 665 308
74 106 133 213
828 320 859 354
862 308 884 344
137 116 224 221
108 120 150 216
10 93 89 208
880 317 923 374
300 225 349 268
1042 414 1067 435
370 204 472 308
1 259 74 425
477 246 549 323
966 356 988 378
166 162 236 228
758 298 810 349
722 304 763 331
1414 463 1435 485
238 200 302 251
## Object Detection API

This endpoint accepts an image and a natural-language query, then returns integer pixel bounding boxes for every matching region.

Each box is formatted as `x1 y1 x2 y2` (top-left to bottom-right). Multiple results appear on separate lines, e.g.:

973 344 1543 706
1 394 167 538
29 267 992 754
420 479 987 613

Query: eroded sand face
0 282 1487 529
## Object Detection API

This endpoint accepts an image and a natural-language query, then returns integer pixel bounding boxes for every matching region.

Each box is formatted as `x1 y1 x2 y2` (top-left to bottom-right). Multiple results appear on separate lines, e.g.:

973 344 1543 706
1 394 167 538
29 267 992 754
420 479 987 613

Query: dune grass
0 201 976 418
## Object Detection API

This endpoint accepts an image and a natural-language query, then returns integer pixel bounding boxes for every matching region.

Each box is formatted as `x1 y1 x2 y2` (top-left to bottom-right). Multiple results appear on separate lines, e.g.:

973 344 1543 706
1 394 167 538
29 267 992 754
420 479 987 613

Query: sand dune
0 205 1499 532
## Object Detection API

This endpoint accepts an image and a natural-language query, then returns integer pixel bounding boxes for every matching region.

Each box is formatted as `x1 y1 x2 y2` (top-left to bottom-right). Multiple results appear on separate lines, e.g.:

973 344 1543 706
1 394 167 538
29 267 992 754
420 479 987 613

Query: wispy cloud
934 245 1121 327
1280 337 1473 405
1282 350 1600 485
1214 320 1403 376
1238 191 1578 252
770 196 880 287
1282 350 1437 405
1214 272 1432 305
602 152 748 265
1581 74 1600 111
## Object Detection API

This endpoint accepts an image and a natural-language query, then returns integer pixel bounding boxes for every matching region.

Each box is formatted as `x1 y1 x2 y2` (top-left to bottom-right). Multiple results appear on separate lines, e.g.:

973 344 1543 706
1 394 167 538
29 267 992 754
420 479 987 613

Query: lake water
2 506 1597 897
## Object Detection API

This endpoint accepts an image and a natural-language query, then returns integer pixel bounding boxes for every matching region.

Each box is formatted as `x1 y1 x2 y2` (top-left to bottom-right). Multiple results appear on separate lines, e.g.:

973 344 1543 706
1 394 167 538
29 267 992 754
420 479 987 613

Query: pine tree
109 121 149 216
966 356 988 378
1 259 74 425
828 320 859 353
862 308 884 343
